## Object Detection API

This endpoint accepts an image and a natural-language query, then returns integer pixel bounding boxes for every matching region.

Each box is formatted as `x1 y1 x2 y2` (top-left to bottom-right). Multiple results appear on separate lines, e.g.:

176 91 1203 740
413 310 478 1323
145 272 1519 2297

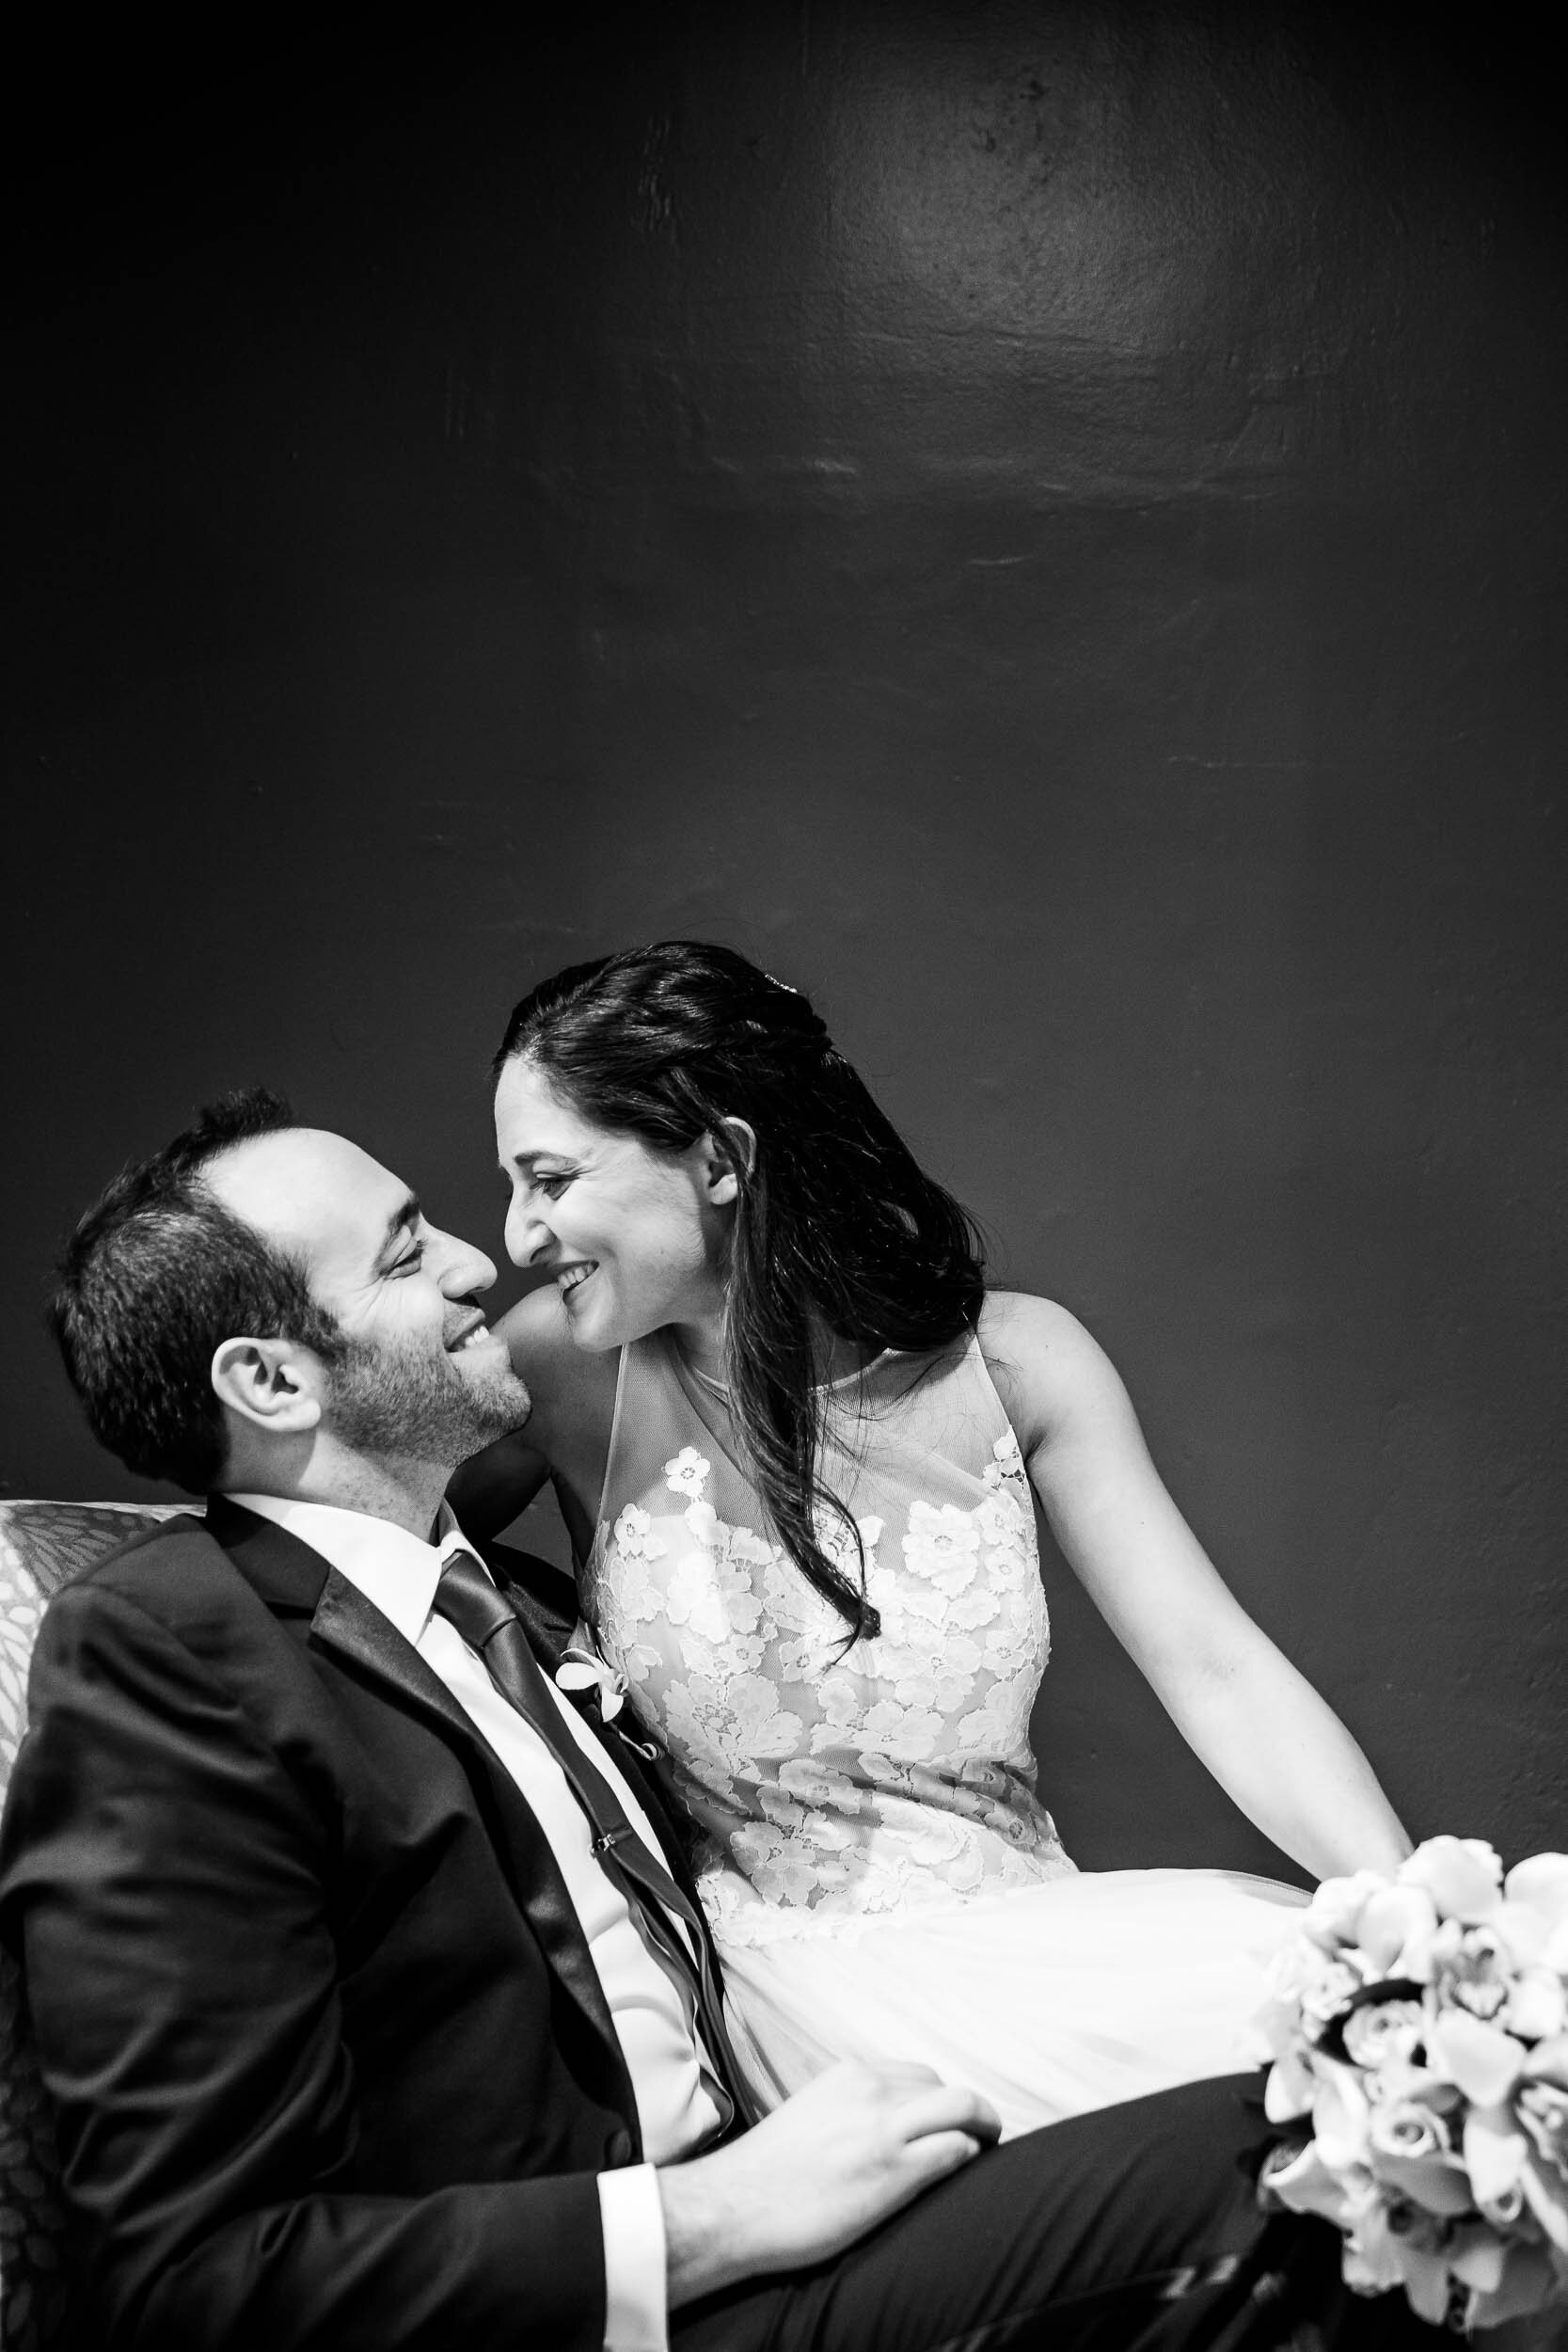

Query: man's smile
445 1311 499 1353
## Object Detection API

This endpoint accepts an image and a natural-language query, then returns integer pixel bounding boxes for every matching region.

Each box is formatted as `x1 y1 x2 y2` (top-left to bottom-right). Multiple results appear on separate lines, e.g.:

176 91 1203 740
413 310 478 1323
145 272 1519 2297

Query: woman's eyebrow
500 1150 570 1174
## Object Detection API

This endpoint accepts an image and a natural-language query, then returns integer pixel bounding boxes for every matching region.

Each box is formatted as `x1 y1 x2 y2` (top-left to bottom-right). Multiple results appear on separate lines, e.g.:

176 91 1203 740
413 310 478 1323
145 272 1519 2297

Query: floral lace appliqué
664 1447 710 1497
588 1376 1069 1945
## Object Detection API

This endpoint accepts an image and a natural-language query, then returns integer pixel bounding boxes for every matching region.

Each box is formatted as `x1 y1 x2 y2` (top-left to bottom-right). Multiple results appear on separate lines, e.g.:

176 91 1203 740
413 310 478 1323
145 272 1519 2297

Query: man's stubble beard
324 1331 531 1470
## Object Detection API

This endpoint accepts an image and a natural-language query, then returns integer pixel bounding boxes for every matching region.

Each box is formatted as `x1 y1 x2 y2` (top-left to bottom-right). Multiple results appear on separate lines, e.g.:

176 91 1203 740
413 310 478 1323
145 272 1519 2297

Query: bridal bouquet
1257 1837 1568 2332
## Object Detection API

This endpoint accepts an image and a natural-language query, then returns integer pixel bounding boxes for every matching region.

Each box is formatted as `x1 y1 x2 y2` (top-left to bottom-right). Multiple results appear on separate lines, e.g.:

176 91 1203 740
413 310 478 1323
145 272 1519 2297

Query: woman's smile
494 1055 735 1353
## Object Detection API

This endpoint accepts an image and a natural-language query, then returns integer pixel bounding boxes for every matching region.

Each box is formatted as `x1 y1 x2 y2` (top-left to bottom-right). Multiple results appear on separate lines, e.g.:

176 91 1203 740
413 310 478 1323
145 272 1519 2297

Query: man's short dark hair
50 1088 347 1493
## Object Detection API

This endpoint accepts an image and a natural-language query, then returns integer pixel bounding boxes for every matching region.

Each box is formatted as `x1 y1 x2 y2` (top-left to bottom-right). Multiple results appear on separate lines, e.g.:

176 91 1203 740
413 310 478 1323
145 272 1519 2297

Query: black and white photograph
2 7 1565 2346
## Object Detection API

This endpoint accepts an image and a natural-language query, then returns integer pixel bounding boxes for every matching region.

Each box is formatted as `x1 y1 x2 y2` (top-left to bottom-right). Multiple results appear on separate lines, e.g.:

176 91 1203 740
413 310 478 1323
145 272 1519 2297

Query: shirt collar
225 1492 480 1648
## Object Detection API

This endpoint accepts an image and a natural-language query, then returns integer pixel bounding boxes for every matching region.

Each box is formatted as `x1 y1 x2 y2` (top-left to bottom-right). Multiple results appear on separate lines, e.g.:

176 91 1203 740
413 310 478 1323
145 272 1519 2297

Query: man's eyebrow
372 1193 421 1272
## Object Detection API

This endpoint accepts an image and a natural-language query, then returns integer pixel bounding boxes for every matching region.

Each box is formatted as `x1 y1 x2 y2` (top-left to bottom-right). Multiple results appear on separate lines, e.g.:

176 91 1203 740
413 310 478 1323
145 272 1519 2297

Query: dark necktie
430 1547 754 2131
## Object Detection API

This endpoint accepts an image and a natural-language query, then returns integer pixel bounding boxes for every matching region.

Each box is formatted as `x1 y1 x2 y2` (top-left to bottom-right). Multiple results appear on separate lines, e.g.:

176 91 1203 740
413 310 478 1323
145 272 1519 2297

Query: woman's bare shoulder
979 1288 1104 1371
977 1290 1132 1453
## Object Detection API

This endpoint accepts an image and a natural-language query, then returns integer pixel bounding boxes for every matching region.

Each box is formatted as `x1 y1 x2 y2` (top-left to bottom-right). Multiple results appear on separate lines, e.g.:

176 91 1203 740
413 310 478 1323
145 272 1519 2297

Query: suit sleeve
0 1581 609 2352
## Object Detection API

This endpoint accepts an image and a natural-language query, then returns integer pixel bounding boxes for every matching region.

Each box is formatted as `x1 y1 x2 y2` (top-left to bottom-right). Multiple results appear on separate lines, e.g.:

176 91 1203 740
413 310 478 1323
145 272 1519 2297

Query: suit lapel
204 1498 633 2104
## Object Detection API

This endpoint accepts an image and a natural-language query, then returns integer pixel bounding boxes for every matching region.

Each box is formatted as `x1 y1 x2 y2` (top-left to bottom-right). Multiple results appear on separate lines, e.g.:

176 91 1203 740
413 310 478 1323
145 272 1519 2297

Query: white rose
1367 2097 1472 2217
1342 1996 1424 2071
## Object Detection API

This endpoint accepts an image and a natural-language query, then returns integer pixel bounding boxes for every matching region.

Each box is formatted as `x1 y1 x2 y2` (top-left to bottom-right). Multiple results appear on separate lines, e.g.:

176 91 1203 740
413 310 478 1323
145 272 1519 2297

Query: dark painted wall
5 5 1563 1877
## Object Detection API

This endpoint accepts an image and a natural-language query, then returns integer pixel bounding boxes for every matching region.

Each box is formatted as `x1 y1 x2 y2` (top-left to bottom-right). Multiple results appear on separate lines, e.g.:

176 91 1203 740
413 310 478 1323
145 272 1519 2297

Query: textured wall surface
4 4 1563 1873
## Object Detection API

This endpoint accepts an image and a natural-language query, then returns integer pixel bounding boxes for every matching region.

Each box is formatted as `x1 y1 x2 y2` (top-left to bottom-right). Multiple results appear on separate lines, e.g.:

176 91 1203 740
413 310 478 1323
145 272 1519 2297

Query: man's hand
658 2059 1002 2308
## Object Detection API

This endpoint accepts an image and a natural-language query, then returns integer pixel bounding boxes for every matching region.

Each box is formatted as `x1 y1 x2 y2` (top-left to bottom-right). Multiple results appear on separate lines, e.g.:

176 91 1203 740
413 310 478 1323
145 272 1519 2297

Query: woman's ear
703 1117 757 1205
211 1336 324 1438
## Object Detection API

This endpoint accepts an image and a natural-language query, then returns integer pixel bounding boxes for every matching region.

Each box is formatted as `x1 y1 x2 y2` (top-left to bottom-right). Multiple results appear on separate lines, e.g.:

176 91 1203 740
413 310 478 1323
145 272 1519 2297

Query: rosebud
1342 1998 1423 2071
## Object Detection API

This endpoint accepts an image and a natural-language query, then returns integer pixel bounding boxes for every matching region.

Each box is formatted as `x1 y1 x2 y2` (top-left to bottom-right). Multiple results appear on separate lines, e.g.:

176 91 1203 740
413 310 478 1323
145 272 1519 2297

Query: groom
0 1088 1407 2351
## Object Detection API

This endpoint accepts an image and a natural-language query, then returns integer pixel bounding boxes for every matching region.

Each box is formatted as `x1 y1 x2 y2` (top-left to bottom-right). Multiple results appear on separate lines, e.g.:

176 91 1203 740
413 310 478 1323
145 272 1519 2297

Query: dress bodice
583 1327 1074 1948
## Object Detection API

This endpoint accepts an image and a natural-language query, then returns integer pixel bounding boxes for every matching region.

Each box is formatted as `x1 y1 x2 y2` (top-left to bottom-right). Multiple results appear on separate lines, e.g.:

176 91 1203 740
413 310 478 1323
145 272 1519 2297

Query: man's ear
703 1118 757 1207
210 1337 325 1438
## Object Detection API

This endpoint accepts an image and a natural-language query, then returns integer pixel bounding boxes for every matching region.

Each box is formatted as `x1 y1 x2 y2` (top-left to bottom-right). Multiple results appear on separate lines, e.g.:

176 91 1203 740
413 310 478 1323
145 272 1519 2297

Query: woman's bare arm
980 1290 1410 1881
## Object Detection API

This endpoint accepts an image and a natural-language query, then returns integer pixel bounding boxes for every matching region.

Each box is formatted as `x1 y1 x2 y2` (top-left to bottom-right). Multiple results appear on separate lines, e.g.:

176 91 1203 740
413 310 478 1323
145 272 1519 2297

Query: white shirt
227 1491 721 2352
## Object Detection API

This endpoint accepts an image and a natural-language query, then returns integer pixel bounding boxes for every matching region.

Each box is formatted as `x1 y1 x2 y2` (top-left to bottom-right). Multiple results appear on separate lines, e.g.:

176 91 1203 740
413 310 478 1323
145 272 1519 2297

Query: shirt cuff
597 2162 670 2352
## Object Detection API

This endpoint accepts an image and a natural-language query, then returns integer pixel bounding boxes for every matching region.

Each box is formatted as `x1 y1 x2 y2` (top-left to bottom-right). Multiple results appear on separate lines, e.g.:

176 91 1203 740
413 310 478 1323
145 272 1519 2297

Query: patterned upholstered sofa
0 1502 189 2352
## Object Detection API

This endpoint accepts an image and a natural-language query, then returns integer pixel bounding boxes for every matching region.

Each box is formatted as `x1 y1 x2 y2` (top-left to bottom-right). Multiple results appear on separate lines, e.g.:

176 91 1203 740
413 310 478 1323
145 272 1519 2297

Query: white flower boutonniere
556 1642 629 1724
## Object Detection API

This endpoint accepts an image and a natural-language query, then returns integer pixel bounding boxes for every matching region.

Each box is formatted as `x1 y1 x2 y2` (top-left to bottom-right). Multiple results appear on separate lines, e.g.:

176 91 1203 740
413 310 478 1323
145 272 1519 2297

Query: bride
458 938 1410 2136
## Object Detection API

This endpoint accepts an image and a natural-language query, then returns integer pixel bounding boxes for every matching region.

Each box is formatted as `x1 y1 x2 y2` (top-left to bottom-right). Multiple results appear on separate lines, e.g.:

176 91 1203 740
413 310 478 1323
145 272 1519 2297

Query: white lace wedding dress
578 1327 1307 2137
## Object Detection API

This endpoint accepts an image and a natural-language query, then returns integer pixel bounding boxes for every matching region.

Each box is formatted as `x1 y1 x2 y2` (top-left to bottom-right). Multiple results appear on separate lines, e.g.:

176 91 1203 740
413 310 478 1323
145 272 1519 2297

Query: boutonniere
555 1632 660 1760
555 1641 629 1724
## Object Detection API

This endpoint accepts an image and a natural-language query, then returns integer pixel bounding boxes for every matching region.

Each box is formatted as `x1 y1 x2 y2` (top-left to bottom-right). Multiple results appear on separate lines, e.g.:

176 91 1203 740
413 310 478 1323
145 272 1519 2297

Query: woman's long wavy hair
493 941 986 1641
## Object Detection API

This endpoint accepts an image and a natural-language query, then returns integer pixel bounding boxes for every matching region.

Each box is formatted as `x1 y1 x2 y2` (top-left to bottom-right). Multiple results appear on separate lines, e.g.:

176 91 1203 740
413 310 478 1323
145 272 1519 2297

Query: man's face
205 1128 531 1468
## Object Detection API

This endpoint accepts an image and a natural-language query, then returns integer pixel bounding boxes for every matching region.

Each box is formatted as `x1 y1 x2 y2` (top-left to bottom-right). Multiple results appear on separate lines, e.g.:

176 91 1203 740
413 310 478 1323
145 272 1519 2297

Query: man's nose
434 1229 498 1295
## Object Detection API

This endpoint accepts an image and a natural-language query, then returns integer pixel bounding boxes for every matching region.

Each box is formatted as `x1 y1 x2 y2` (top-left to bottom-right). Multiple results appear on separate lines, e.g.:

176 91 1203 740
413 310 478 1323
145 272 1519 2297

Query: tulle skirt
717 1867 1309 2139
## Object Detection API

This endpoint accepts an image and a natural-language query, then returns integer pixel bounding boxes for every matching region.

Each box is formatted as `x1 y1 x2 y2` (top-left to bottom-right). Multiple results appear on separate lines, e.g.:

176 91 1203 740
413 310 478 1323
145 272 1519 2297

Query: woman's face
493 1056 736 1352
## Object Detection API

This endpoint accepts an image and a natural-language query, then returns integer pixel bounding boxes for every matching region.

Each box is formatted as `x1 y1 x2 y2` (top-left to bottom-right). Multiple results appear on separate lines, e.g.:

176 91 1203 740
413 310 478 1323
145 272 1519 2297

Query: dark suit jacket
0 1496 716 2352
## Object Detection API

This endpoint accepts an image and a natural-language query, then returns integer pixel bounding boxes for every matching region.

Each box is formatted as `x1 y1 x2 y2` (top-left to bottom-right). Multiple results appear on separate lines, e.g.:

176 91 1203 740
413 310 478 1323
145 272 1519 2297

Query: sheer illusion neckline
669 1333 895 1401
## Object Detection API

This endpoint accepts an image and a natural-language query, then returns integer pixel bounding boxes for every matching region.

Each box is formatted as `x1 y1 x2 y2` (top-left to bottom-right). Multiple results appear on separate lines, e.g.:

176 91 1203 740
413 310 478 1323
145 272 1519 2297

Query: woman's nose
504 1200 551 1267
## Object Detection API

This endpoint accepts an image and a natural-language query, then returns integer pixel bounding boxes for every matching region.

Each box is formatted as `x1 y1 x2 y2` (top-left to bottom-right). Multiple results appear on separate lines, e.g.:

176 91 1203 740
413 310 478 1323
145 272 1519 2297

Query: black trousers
674 2074 1435 2352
